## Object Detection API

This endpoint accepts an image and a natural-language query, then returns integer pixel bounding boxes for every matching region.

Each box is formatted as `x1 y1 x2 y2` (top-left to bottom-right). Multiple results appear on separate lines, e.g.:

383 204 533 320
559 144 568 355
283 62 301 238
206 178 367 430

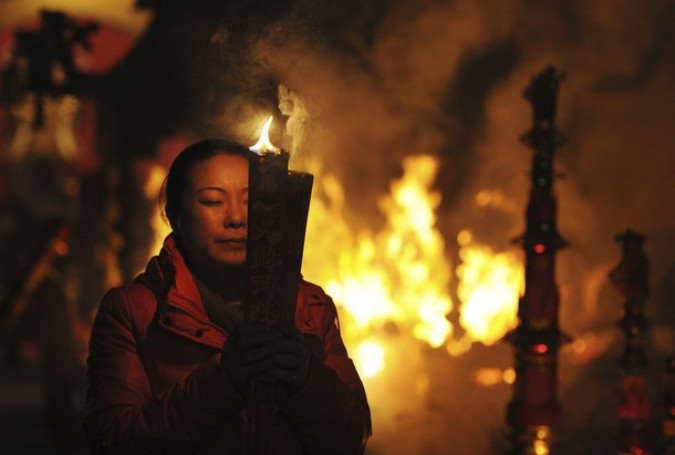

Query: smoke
200 0 675 453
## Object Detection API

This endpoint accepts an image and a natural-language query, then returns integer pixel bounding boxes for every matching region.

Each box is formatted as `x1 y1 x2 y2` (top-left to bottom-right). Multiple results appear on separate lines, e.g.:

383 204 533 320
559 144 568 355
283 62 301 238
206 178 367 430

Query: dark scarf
192 273 243 333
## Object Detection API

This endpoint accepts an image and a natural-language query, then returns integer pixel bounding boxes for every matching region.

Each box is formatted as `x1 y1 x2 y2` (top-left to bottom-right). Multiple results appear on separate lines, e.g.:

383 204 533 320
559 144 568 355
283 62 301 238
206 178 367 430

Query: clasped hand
220 322 310 397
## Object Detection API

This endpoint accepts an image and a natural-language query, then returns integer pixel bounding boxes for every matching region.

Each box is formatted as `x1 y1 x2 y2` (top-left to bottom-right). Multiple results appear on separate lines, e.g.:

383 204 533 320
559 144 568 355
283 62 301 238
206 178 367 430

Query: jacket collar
147 235 203 311
141 234 227 347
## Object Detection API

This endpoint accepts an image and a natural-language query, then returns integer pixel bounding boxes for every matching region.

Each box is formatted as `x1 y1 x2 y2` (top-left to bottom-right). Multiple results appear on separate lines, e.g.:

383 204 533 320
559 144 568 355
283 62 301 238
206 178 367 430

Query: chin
217 255 246 268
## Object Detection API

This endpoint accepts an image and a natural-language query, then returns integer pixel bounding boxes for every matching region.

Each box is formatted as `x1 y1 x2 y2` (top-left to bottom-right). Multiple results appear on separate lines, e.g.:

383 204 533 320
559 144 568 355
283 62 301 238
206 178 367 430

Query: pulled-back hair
161 138 250 231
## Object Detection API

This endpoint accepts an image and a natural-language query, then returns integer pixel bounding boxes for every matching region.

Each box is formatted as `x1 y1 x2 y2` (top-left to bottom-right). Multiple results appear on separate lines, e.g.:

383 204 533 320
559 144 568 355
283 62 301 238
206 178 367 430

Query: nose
225 198 247 228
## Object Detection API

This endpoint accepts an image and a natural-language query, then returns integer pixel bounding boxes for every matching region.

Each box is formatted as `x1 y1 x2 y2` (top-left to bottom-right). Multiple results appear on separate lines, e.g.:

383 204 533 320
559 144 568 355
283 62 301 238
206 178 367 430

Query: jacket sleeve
84 287 245 455
282 295 372 454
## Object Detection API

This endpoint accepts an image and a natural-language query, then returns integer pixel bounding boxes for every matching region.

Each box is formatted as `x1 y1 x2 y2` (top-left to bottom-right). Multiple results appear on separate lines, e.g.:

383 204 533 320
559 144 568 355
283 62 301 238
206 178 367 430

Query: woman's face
178 153 248 269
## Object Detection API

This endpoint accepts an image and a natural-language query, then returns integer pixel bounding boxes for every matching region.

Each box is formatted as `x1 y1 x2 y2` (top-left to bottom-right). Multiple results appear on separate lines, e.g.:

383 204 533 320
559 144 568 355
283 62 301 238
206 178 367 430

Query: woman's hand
220 323 310 397
261 324 311 396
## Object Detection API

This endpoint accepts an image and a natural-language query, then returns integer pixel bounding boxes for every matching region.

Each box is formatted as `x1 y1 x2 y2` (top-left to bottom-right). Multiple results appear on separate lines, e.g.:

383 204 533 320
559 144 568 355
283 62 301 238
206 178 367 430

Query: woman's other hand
220 323 310 397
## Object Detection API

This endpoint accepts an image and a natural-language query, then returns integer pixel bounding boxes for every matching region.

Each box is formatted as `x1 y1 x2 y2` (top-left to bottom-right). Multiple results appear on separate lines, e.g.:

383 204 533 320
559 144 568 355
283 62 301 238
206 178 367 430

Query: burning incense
244 116 314 454
245 116 313 326
246 117 290 325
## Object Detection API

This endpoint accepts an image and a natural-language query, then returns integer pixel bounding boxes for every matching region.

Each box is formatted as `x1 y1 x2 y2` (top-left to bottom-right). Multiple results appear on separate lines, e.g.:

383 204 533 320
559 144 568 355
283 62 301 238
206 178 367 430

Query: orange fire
455 228 522 347
249 115 280 154
303 160 523 377
302 155 455 378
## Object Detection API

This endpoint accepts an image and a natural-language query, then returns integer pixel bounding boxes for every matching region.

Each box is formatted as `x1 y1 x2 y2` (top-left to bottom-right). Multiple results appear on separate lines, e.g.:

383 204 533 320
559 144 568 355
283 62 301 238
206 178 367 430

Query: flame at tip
250 115 281 155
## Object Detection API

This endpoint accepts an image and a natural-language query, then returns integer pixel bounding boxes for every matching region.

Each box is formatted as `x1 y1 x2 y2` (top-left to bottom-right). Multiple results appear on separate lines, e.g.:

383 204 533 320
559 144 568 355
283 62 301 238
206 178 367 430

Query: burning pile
301 153 523 377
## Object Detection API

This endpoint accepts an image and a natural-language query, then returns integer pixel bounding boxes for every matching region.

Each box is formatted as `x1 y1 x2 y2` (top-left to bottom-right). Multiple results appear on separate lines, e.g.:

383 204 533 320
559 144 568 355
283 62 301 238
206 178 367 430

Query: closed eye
200 199 223 206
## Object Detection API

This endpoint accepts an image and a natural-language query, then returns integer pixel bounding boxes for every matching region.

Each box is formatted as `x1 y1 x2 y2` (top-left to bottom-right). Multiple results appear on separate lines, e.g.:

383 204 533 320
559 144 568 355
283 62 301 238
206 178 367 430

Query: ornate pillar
506 66 568 455
609 230 652 454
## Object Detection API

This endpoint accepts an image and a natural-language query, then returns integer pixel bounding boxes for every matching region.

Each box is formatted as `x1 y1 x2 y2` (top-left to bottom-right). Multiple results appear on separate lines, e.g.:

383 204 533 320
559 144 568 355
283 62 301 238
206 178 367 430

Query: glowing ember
249 115 280 155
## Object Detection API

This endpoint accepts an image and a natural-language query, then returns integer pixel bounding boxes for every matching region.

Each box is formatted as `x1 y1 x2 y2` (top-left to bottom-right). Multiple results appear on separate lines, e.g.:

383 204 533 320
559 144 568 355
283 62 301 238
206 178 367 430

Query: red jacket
84 235 371 454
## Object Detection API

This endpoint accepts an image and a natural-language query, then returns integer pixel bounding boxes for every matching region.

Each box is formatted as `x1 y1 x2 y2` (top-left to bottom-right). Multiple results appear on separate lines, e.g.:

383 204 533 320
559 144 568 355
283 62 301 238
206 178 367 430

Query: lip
216 238 247 244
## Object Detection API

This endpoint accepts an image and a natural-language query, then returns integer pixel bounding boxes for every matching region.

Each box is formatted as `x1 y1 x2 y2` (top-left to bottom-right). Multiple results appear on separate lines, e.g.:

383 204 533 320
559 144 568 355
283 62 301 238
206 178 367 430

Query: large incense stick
244 128 314 454
280 171 313 325
245 150 289 326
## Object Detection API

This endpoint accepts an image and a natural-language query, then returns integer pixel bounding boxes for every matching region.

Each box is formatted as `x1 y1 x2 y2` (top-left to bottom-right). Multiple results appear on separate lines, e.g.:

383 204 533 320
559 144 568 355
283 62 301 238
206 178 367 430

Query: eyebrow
197 187 248 193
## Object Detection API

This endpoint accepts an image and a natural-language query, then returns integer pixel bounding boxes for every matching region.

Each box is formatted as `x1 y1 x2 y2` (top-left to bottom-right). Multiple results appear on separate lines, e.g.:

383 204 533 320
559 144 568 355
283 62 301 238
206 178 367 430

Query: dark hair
161 138 250 230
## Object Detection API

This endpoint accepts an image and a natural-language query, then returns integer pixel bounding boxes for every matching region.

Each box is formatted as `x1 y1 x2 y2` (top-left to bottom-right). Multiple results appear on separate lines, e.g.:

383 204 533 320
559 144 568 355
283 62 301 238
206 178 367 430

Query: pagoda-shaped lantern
505 66 568 455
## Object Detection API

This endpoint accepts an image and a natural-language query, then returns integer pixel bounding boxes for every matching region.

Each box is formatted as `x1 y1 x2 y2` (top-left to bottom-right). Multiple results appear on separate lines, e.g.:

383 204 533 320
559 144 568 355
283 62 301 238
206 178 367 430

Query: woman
84 138 371 454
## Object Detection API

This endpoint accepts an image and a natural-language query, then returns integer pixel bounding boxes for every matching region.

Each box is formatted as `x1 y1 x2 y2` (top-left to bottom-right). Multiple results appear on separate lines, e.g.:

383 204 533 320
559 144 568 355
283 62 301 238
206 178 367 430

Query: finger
239 357 278 380
279 324 304 341
240 335 304 356
240 344 285 365
258 367 299 384
236 330 282 351
241 346 303 369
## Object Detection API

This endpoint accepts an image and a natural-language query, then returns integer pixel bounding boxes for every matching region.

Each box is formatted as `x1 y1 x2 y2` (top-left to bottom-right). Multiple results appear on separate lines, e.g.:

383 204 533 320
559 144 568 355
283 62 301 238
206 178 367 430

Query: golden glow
474 368 504 387
250 116 280 155
302 155 454 379
502 367 516 384
312 156 452 346
533 440 550 455
473 367 517 386
303 154 524 378
144 162 172 257
563 331 618 365
9 94 81 161
456 229 473 247
455 234 522 346
532 426 552 455
354 340 385 378
572 338 587 353
475 189 505 208
446 337 472 356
